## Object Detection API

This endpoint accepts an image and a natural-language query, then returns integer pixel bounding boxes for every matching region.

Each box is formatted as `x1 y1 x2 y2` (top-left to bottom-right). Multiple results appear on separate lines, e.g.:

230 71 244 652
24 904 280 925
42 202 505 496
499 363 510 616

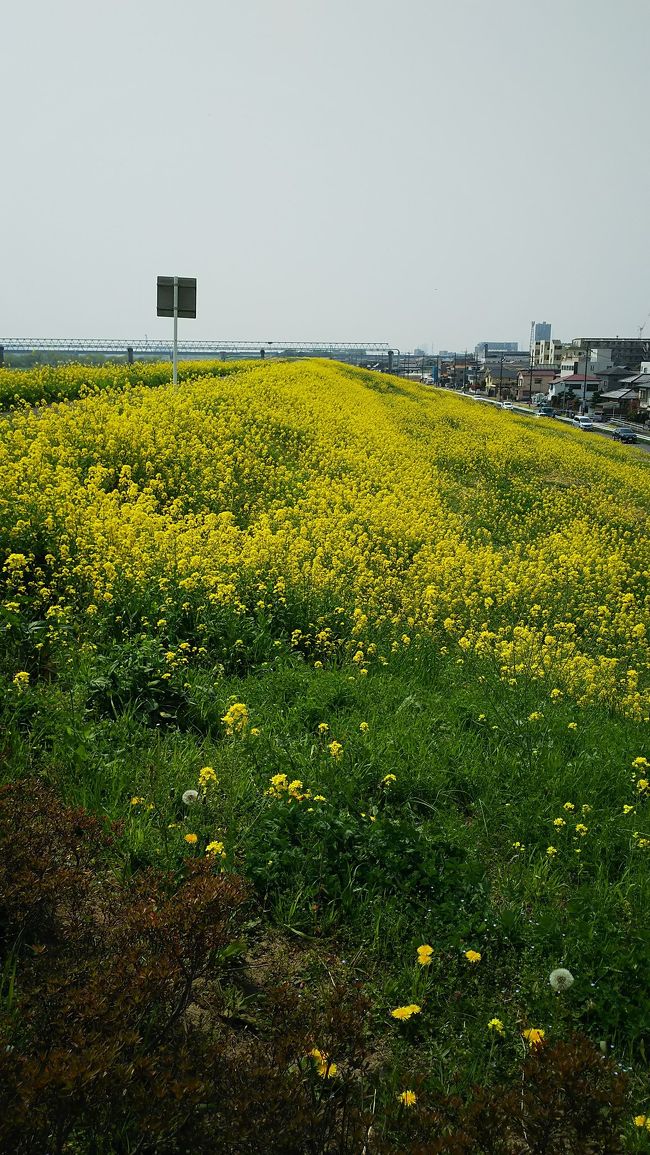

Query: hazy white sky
2 0 649 351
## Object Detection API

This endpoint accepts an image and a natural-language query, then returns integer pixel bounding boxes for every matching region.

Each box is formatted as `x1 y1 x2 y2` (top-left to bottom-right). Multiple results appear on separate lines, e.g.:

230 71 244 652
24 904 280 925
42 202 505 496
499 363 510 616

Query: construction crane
638 310 650 338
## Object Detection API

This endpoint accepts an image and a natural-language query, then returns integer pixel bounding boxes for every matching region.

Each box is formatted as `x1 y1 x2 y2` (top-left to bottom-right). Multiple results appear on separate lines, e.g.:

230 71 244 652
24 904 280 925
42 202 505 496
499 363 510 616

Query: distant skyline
2 0 649 352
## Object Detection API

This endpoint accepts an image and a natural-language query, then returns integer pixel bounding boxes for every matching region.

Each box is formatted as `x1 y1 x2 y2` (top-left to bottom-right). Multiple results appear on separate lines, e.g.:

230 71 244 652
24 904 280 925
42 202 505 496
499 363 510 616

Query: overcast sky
2 0 649 352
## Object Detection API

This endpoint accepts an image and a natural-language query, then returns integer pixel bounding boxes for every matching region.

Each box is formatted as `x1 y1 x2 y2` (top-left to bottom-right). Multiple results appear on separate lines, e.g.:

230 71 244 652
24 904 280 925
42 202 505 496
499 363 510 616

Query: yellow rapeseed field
0 360 648 717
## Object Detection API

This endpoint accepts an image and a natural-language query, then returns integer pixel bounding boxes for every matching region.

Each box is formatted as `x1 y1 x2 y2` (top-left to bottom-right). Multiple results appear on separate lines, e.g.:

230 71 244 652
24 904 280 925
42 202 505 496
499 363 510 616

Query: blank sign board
156 276 197 318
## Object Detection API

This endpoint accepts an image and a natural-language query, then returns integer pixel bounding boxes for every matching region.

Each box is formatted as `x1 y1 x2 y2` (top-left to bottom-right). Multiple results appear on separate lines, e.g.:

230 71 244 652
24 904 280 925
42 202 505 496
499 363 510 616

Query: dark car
613 426 637 444
535 406 555 418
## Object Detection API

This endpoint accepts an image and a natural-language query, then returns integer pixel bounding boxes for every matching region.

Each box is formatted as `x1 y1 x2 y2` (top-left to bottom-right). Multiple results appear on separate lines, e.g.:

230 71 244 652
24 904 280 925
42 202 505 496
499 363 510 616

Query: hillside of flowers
1 360 649 1153
0 356 249 409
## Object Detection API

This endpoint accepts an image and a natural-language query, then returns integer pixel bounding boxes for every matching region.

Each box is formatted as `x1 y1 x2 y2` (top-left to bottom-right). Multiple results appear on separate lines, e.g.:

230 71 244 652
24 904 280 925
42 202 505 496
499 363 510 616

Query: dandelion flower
398 1090 417 1107
522 1028 545 1048
416 944 433 966
549 968 574 992
465 950 481 964
184 833 198 845
309 1048 337 1077
633 1115 647 1128
182 789 199 806
488 1018 505 1036
390 1004 421 1020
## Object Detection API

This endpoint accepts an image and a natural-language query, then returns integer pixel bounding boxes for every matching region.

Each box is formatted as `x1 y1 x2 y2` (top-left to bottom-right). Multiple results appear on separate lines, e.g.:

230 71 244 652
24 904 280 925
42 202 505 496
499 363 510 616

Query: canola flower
487 1018 505 1036
198 766 218 789
328 740 343 759
0 361 648 720
206 840 226 858
222 702 249 736
12 670 29 689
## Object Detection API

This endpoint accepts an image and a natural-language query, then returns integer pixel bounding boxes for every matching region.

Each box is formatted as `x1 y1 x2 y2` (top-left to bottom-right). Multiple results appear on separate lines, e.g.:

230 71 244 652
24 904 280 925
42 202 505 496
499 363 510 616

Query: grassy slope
1 360 649 1111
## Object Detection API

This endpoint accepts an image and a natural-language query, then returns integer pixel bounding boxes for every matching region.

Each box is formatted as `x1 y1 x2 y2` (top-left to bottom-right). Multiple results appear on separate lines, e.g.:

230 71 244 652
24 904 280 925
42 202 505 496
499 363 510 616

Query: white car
572 416 594 431
501 401 514 410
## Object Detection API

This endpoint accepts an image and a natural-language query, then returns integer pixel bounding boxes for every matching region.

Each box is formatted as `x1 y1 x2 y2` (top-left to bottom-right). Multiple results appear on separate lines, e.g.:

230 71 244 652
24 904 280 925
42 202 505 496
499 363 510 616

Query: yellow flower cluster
198 766 218 789
1 361 648 717
221 703 250 736
390 1004 421 1021
265 773 325 804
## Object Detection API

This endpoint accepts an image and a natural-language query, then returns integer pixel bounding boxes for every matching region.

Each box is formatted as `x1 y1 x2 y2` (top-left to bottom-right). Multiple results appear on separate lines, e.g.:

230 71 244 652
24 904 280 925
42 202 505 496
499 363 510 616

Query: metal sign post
173 276 178 384
156 276 197 383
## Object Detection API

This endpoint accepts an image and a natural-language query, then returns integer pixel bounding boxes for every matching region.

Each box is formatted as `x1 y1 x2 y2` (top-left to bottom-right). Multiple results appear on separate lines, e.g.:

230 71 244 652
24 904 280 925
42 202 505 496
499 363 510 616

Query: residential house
595 365 636 393
547 373 600 410
516 367 556 399
597 388 640 418
635 377 650 415
482 365 520 397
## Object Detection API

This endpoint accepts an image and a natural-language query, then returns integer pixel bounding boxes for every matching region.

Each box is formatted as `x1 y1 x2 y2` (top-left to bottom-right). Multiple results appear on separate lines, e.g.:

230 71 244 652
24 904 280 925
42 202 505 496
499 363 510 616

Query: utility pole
582 344 591 413
499 354 504 401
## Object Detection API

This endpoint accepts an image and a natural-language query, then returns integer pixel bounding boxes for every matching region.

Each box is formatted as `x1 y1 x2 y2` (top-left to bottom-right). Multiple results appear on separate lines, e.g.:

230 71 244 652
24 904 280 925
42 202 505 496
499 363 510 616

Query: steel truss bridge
0 337 395 367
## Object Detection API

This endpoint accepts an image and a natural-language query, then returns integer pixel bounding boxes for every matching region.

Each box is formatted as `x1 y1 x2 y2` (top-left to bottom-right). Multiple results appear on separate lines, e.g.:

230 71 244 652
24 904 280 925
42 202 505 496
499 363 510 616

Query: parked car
572 416 594 431
535 407 555 418
612 426 638 444
501 401 514 410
